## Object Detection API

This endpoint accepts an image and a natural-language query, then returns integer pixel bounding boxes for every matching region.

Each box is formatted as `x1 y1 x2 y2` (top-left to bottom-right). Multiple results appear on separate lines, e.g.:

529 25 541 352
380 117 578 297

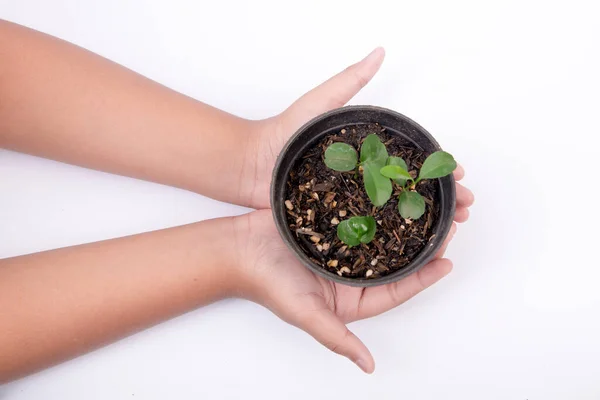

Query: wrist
181 217 248 302
228 211 271 302
237 117 282 210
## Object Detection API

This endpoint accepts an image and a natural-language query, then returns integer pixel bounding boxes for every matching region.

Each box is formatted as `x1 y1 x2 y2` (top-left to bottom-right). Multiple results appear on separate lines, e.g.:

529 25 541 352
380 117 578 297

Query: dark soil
284 123 440 280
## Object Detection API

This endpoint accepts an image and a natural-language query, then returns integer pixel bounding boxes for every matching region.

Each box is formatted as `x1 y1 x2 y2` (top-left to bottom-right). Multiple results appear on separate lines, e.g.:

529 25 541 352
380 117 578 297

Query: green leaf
363 162 392 207
380 165 411 181
398 191 426 219
386 156 410 185
418 151 457 180
359 135 392 206
387 156 408 170
324 143 358 172
360 134 388 166
337 216 377 247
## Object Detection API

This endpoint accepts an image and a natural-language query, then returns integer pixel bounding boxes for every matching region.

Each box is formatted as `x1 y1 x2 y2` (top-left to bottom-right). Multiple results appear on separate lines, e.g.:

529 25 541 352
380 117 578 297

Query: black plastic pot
271 105 456 287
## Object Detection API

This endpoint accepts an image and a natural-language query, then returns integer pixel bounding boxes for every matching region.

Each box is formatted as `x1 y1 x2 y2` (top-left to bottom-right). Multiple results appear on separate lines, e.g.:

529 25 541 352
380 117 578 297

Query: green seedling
336 216 377 247
324 134 392 207
380 151 456 219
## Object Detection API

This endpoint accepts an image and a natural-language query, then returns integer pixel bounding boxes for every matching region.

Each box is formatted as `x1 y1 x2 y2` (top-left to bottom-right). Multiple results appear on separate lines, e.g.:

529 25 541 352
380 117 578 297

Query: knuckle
353 70 369 88
327 342 342 355
387 282 404 305
415 269 429 291
325 328 353 356
345 65 369 89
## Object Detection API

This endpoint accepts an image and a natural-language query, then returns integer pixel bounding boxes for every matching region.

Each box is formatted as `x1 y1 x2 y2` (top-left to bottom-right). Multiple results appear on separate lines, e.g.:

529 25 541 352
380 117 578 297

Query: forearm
0 216 242 383
0 19 257 206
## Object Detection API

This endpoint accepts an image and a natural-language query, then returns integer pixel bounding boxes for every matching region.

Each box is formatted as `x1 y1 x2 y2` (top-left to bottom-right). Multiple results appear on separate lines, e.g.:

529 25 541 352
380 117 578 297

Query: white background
1 0 599 398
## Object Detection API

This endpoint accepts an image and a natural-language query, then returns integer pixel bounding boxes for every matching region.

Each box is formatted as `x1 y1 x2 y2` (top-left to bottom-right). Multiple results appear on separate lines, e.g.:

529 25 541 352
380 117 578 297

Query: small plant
324 134 391 206
380 150 456 219
324 134 456 246
336 216 377 247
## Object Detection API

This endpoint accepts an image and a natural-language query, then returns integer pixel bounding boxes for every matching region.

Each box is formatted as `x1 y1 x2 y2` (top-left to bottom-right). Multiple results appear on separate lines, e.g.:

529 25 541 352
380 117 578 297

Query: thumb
295 308 375 373
282 47 385 133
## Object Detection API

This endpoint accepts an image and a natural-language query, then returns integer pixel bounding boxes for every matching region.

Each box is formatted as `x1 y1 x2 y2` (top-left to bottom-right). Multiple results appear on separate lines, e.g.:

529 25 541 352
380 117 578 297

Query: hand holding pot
233 171 471 374
232 48 474 372
242 48 472 223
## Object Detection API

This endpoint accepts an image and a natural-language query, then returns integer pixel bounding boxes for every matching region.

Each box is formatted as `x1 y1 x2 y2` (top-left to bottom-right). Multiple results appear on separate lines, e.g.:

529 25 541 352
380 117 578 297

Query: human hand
233 47 474 372
231 170 473 373
241 47 473 223
240 48 386 209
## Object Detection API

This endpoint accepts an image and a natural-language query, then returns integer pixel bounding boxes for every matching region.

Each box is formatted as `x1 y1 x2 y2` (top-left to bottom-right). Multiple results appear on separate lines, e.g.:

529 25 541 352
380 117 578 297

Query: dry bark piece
294 228 324 238
323 192 336 204
313 182 334 192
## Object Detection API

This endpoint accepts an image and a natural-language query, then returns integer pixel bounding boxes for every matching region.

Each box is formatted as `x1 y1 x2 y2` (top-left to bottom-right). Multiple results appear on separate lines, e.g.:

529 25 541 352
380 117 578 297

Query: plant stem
403 179 416 191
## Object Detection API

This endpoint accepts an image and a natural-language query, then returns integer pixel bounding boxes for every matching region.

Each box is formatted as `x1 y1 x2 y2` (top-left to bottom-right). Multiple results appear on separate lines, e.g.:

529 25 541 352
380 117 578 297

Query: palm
244 209 364 322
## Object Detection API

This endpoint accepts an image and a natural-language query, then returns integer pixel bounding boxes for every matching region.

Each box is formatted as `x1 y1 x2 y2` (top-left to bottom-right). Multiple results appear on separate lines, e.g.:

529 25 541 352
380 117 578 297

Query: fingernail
355 358 370 373
361 47 384 63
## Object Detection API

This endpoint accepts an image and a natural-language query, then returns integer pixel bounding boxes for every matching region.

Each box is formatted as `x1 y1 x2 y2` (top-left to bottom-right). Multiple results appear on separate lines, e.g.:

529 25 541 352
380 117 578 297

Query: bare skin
0 20 474 382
